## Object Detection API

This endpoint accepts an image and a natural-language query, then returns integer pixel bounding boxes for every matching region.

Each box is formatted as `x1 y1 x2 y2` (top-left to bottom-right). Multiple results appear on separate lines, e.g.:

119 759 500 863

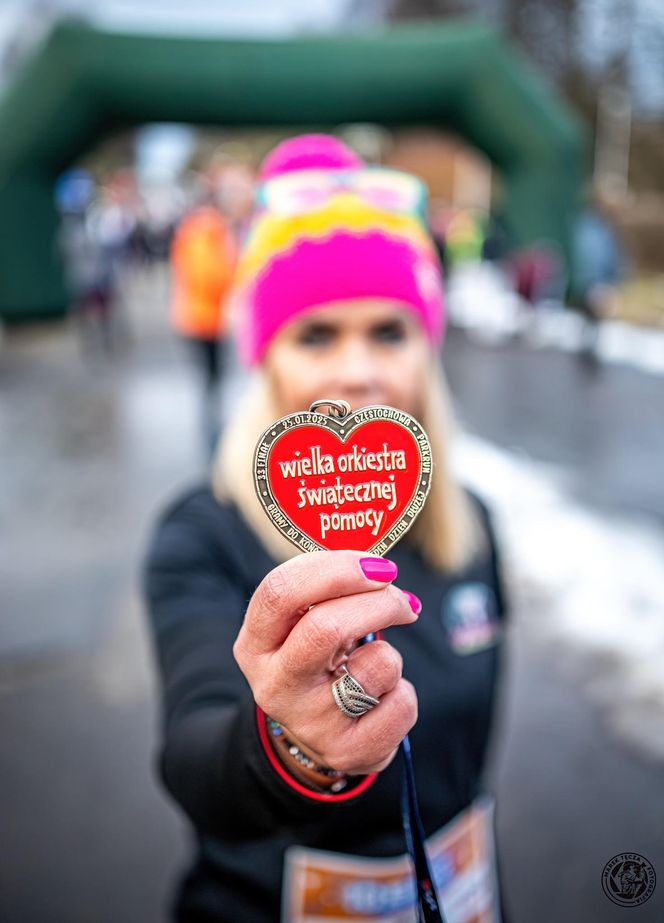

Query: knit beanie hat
233 134 445 364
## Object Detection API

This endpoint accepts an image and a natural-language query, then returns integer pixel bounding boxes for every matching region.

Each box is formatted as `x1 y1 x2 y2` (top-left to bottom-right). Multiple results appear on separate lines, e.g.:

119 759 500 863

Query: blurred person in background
145 135 510 923
216 160 256 242
506 241 566 331
433 206 486 273
481 213 511 265
170 171 239 454
56 168 123 355
569 190 627 360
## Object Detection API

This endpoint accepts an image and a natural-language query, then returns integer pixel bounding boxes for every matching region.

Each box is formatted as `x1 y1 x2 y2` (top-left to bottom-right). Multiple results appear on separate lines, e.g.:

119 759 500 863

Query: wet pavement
1 268 663 922
446 326 664 922
444 325 664 522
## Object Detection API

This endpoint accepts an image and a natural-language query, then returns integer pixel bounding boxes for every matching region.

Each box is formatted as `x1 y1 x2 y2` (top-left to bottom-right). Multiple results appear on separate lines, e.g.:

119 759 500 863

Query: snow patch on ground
448 263 664 377
456 432 664 763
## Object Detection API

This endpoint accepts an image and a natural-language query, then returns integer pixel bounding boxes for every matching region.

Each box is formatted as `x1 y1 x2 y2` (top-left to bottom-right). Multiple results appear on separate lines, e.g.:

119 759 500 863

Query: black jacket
144 485 507 922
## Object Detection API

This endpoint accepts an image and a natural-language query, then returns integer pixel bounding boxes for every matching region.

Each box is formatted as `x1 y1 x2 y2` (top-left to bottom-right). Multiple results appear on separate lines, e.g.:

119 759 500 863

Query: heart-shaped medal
254 400 432 555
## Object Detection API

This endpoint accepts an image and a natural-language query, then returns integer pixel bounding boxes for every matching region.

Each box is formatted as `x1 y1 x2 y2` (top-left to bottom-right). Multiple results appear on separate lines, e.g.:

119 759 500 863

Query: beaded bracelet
266 717 348 793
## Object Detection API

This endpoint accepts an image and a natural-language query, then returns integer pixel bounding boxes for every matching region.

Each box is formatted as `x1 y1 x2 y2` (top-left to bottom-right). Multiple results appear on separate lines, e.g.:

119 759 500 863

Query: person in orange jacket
170 203 238 451
171 204 237 387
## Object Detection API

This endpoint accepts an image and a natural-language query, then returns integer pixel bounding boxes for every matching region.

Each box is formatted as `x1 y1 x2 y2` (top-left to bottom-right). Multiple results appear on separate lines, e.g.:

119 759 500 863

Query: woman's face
264 299 432 418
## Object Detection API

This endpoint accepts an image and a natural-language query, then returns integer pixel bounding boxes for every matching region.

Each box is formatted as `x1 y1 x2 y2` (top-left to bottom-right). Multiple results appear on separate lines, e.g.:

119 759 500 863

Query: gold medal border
253 404 433 556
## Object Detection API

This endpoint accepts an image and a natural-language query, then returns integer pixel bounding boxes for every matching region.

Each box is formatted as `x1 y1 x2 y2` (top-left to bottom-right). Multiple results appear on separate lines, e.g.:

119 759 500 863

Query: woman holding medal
144 135 509 923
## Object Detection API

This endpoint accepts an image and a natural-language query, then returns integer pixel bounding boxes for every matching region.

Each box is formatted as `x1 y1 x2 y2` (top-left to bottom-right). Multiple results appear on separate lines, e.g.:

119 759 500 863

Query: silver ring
331 669 380 718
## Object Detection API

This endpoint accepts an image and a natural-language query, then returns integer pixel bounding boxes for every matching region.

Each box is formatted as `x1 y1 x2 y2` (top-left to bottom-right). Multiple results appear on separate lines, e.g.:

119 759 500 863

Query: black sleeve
142 493 368 842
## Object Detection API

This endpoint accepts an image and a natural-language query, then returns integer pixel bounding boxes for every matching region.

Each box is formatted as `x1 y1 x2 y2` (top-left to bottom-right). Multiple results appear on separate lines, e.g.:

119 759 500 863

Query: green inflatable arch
0 19 584 321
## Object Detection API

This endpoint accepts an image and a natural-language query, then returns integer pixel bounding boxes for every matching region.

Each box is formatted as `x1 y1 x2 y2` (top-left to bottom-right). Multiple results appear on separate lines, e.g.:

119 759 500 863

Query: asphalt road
444 326 664 922
1 275 662 922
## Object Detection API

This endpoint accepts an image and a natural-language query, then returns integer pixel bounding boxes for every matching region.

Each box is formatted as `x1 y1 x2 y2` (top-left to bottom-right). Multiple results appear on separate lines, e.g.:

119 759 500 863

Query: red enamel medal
253 399 432 554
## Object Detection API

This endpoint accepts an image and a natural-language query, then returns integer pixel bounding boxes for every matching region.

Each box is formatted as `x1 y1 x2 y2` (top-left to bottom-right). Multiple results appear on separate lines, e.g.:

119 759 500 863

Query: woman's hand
233 551 420 776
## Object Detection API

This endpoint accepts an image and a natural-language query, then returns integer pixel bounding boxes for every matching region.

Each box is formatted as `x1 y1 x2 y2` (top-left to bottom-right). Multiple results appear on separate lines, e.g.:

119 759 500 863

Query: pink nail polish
402 590 422 615
359 557 398 582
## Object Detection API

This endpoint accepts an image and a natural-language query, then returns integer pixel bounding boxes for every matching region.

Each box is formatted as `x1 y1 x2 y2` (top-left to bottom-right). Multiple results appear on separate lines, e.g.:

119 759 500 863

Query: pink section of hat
238 230 444 364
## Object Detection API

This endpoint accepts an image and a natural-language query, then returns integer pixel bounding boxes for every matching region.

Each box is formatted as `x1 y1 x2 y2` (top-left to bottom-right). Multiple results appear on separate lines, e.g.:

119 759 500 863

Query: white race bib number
282 797 501 923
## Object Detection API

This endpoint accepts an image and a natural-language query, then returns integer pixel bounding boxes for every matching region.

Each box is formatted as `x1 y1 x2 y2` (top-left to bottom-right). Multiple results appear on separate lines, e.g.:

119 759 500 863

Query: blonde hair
212 354 483 573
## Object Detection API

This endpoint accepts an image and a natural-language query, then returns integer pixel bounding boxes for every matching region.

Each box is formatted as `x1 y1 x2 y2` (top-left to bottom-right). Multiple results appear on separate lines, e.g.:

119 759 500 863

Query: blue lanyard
400 734 447 923
360 634 447 923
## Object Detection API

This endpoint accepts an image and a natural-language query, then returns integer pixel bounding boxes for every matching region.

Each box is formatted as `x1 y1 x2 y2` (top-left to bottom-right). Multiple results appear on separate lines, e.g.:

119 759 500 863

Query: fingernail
402 590 422 615
359 557 398 582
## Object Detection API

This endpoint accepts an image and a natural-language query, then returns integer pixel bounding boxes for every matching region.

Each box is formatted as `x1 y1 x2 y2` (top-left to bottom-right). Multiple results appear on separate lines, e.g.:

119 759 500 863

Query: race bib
282 797 501 923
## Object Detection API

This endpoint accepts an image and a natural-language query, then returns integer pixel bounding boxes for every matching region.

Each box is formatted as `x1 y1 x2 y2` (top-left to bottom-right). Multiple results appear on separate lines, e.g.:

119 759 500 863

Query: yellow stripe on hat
235 193 432 288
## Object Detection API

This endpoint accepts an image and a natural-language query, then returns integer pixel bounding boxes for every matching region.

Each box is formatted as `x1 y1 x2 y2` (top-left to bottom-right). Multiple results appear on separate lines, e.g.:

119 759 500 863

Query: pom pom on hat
258 134 364 181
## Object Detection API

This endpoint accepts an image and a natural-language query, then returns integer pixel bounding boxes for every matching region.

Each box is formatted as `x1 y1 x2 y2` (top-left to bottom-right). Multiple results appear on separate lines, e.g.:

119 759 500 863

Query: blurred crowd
54 134 628 453
55 158 254 350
